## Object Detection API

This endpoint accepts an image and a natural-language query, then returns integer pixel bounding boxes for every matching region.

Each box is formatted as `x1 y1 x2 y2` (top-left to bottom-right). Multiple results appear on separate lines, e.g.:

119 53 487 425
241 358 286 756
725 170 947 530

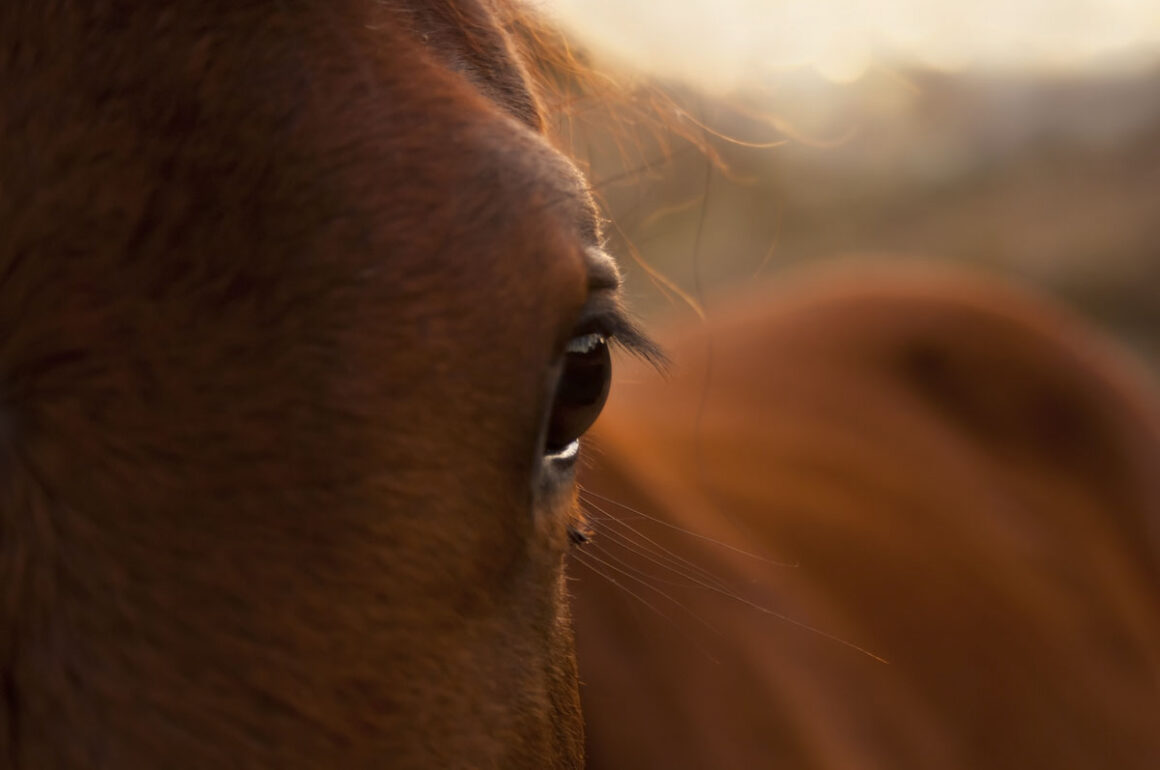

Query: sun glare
541 0 1160 90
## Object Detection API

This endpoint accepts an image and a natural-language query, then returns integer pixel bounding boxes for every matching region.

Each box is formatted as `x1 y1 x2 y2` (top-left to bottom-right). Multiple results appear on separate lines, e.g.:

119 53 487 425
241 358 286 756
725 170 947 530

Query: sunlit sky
541 0 1160 90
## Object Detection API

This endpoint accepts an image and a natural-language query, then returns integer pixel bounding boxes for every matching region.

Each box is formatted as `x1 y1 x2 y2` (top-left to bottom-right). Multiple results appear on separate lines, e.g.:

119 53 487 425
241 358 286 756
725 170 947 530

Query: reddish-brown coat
2 1 586 766
575 265 1160 769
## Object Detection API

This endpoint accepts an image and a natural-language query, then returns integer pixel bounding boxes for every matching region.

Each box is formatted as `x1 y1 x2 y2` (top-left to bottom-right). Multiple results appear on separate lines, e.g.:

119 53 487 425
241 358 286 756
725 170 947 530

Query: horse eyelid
578 247 667 370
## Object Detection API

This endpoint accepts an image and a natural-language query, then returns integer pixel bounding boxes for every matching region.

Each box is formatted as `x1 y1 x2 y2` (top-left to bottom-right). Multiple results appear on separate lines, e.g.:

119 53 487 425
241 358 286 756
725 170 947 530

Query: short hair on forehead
382 0 546 131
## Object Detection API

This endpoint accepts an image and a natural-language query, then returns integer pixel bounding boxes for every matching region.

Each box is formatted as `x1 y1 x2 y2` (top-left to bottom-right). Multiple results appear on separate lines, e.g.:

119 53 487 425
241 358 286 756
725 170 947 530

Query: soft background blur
539 0 1160 369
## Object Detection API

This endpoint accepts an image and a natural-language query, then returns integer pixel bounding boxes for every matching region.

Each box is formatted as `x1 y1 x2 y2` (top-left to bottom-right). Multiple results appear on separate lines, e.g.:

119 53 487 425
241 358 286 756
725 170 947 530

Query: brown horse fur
5 0 1160 767
574 263 1160 769
1 0 603 766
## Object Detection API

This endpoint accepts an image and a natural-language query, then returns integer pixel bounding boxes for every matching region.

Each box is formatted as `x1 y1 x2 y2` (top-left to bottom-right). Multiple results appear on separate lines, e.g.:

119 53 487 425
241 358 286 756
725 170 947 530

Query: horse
5 1 1160 768
1 0 608 766
574 263 1160 769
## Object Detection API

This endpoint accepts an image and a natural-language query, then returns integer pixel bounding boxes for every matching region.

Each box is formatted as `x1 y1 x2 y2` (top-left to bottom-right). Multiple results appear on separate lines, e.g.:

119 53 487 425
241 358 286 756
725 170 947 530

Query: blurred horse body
575 264 1160 769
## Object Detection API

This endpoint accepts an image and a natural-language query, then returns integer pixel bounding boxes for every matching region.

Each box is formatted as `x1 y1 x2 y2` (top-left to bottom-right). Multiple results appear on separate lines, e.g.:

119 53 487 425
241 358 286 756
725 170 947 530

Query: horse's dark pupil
546 340 611 452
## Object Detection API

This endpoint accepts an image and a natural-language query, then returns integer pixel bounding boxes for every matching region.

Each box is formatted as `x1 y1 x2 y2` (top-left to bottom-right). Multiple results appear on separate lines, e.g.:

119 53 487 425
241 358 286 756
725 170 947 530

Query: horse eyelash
587 306 669 373
610 318 668 373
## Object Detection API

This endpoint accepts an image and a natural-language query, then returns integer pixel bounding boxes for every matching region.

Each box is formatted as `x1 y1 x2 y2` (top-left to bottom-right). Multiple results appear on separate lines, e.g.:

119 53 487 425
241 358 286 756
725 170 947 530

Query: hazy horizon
542 0 1160 91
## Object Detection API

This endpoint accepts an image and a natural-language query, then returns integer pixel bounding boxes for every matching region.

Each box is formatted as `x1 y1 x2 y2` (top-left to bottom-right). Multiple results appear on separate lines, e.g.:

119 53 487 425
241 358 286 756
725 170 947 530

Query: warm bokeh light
542 0 1160 89
542 1 1160 369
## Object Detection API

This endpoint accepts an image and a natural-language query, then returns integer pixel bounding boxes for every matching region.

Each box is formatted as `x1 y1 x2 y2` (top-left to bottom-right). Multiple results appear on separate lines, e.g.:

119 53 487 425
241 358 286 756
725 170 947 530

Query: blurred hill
560 64 1160 369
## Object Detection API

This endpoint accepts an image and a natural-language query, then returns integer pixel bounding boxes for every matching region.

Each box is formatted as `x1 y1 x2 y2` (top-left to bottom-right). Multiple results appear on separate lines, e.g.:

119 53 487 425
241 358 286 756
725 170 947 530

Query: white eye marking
545 439 580 462
566 333 605 354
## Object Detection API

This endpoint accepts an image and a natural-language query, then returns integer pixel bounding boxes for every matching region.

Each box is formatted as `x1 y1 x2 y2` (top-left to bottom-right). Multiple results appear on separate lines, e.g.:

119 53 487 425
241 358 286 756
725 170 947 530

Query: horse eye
544 331 612 457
